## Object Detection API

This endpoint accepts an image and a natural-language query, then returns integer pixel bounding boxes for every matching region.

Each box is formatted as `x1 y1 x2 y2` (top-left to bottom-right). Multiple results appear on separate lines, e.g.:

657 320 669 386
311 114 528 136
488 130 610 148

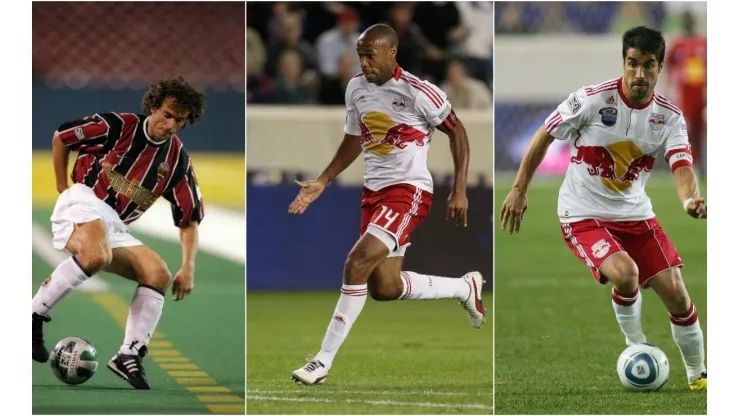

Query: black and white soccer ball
50 336 98 385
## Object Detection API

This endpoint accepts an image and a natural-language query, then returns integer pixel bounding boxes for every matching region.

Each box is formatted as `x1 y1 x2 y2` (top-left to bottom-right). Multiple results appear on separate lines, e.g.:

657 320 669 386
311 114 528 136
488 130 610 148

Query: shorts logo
157 162 171 182
599 107 618 127
392 95 406 112
649 113 665 131
567 95 582 113
591 239 611 259
42 276 52 287
74 126 85 140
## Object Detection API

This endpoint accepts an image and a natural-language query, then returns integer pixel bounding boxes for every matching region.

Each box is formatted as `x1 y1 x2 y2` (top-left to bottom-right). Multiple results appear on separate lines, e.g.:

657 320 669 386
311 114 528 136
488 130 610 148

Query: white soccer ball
616 343 669 392
50 336 99 385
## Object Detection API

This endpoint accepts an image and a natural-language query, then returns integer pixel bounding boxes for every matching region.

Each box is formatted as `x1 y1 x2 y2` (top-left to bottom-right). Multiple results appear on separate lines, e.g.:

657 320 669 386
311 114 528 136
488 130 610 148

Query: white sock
314 284 367 369
398 271 470 302
670 302 706 381
119 285 164 356
32 256 91 316
611 287 647 345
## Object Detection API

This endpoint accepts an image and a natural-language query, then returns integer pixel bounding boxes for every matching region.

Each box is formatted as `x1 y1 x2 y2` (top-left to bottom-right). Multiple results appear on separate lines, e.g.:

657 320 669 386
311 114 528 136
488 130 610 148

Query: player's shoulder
396 68 446 106
652 91 683 118
87 112 140 123
568 78 620 112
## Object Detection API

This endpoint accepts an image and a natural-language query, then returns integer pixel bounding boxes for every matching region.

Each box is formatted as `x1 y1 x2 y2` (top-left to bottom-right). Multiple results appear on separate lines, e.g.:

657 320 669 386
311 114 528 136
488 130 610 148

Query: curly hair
142 76 206 126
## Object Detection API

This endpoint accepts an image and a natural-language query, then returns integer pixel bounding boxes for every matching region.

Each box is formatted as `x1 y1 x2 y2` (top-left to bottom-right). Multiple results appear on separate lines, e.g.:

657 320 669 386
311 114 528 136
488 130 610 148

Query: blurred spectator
318 53 357 105
271 50 316 104
388 2 444 79
266 12 316 78
315 8 361 77
413 2 462 84
267 2 304 46
496 3 529 35
613 2 651 34
247 26 266 78
666 11 707 172
441 60 491 109
454 2 494 88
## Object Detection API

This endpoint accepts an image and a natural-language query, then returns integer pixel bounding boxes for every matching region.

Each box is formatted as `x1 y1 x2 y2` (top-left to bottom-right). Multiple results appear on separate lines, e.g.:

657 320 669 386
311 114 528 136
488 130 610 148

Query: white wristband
683 198 694 211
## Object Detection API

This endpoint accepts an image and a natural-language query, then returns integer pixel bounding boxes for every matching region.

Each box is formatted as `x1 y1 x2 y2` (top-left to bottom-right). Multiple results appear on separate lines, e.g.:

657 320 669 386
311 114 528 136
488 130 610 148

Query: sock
119 285 165 356
670 302 706 381
611 287 647 345
32 256 91 316
398 271 470 302
314 284 367 369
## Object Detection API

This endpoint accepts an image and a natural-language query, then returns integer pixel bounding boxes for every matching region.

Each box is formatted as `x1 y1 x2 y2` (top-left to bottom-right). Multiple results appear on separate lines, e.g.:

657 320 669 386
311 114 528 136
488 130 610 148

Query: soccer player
288 24 486 385
499 26 707 391
31 76 206 390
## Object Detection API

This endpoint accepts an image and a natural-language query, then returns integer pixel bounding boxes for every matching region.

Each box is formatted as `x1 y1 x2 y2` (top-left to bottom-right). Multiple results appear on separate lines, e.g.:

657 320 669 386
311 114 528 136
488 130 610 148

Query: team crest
605 95 616 105
392 95 406 112
649 113 665 131
599 107 618 127
591 239 611 259
157 162 171 182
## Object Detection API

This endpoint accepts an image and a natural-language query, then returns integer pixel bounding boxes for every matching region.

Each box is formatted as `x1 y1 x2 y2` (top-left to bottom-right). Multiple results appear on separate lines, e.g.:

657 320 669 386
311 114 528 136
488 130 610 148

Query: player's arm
52 113 124 192
173 221 199 301
664 117 705 219
500 87 589 233
435 109 470 226
288 83 363 215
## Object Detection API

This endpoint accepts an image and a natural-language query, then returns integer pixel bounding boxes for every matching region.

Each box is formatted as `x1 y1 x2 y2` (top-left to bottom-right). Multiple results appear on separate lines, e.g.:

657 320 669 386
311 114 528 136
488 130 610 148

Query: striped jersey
57 112 204 227
343 66 453 193
545 77 692 223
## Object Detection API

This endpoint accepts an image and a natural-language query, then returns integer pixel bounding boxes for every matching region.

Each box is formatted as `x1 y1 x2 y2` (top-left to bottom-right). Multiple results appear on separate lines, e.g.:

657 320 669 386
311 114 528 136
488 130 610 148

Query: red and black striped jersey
57 112 205 227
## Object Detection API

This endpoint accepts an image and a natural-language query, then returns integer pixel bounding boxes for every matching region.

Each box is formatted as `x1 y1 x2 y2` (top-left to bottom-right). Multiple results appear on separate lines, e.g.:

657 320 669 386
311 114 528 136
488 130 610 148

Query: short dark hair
622 26 666 64
142 76 206 126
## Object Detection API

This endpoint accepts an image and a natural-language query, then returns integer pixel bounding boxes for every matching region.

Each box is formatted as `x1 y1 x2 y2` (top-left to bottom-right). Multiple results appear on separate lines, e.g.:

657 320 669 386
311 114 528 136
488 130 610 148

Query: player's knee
367 274 403 301
609 258 640 291
658 270 691 311
138 259 171 292
77 244 112 274
344 251 379 285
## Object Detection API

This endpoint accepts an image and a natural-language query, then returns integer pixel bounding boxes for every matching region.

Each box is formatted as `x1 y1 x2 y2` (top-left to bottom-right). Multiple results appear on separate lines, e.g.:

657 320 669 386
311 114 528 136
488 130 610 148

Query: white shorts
51 184 143 252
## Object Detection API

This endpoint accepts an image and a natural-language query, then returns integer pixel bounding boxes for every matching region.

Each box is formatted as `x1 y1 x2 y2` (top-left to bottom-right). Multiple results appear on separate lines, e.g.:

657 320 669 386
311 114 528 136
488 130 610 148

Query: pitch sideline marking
247 388 489 397
248 395 494 410
33 224 244 415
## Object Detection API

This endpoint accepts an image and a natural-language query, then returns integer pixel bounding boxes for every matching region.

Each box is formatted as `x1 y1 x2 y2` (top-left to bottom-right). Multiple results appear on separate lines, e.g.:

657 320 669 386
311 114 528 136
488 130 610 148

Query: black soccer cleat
107 346 151 390
32 313 51 363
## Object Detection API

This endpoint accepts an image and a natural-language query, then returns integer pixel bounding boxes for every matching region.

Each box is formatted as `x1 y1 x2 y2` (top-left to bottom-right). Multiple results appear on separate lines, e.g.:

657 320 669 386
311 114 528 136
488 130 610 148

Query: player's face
623 48 662 101
356 38 396 84
149 98 189 141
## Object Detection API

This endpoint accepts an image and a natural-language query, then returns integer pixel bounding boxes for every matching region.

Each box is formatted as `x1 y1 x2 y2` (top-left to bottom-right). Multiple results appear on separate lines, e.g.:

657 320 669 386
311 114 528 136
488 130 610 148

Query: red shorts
360 184 432 256
560 218 683 288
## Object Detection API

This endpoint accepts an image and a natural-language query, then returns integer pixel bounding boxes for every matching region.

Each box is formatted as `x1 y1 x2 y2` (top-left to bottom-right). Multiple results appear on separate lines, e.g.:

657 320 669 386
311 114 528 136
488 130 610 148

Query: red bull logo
571 141 655 192
648 113 665 131
360 111 426 156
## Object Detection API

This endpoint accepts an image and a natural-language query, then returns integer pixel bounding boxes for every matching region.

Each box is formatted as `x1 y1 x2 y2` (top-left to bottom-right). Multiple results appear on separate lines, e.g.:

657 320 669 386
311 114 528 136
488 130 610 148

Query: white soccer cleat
460 272 487 329
291 355 328 385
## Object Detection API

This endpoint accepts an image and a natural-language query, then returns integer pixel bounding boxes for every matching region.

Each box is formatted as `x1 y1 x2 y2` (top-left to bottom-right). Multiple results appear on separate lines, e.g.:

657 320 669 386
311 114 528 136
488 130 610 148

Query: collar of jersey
617 77 653 110
142 116 172 147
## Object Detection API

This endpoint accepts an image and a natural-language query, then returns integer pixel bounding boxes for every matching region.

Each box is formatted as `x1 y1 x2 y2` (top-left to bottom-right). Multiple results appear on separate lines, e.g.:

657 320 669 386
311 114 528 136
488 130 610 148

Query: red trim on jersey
617 77 653 109
654 94 682 115
665 147 693 171
352 72 363 79
393 65 402 81
400 74 443 108
586 82 618 96
546 113 562 133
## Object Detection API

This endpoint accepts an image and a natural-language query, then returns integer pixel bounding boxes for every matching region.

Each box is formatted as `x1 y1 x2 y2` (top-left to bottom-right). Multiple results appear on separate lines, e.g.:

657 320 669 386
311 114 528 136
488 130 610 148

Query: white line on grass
247 389 490 397
31 223 110 292
247 395 493 410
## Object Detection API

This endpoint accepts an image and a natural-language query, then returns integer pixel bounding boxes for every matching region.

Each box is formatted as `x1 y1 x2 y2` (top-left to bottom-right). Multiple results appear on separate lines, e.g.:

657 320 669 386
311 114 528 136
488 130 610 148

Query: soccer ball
616 343 669 392
50 337 99 385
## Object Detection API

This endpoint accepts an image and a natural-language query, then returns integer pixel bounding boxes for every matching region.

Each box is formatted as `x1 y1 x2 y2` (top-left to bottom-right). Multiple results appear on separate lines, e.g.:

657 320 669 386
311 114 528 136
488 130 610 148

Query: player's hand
500 188 528 234
446 191 468 227
684 197 707 219
171 266 194 301
288 180 326 215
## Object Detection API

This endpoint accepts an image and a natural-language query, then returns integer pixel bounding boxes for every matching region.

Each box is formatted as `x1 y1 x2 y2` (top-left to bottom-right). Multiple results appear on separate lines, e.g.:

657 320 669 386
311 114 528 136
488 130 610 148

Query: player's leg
367 252 485 328
624 219 706 390
31 219 112 362
292 231 389 384
561 220 646 345
103 244 172 390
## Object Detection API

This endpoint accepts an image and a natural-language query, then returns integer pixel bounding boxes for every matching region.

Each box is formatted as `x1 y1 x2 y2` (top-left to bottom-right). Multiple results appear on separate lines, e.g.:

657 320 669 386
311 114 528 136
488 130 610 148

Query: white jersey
343 66 453 193
545 77 693 223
